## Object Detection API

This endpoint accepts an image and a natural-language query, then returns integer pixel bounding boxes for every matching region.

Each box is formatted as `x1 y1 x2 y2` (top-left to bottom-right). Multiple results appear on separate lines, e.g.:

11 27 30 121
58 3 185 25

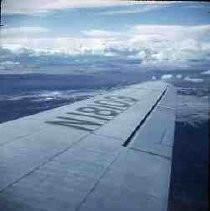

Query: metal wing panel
0 81 176 211
94 89 164 141
78 149 171 211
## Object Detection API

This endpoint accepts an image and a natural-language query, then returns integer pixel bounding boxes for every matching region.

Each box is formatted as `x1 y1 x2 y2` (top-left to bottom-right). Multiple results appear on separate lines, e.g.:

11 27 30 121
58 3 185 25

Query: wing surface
0 81 176 211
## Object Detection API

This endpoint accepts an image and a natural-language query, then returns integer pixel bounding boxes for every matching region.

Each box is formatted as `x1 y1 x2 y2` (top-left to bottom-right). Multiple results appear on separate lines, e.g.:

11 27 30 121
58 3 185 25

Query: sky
0 0 210 74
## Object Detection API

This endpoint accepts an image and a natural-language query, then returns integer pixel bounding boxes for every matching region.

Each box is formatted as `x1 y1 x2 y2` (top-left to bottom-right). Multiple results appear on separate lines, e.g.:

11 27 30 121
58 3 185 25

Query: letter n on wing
46 116 103 132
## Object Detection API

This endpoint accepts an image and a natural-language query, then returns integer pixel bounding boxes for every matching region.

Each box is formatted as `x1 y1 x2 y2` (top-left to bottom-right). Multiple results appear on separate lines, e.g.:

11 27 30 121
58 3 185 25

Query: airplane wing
0 81 176 211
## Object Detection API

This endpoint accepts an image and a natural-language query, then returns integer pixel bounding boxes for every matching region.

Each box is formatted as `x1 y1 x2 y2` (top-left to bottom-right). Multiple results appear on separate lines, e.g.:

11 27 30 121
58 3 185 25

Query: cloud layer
4 0 137 14
1 27 48 38
2 24 210 56
4 0 172 14
1 24 210 73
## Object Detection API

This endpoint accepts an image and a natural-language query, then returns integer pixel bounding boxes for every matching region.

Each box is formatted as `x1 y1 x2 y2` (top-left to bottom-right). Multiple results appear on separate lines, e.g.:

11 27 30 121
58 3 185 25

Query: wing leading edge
0 81 176 211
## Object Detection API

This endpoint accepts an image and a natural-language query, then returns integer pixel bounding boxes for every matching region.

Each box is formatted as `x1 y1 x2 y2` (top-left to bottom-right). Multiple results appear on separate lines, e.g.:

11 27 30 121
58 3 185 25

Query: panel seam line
123 87 168 147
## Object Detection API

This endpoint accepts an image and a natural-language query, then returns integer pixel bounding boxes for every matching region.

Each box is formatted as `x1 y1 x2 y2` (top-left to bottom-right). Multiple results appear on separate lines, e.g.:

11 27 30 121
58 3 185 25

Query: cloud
2 25 210 60
201 70 210 75
184 76 204 83
128 24 210 63
4 0 135 14
0 60 20 69
3 37 107 53
1 27 48 38
82 30 120 38
161 74 173 80
132 24 210 41
98 4 166 15
1 24 210 73
0 58 23 73
176 74 182 79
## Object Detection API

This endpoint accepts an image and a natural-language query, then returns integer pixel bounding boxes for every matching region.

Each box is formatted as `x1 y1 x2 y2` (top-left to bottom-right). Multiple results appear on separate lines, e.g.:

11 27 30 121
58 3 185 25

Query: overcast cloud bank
1 24 210 68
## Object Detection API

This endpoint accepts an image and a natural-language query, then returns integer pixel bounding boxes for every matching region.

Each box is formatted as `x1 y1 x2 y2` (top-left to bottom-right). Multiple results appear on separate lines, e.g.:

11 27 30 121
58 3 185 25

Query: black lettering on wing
93 100 129 109
76 106 119 117
105 96 138 103
66 112 110 121
46 116 102 132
